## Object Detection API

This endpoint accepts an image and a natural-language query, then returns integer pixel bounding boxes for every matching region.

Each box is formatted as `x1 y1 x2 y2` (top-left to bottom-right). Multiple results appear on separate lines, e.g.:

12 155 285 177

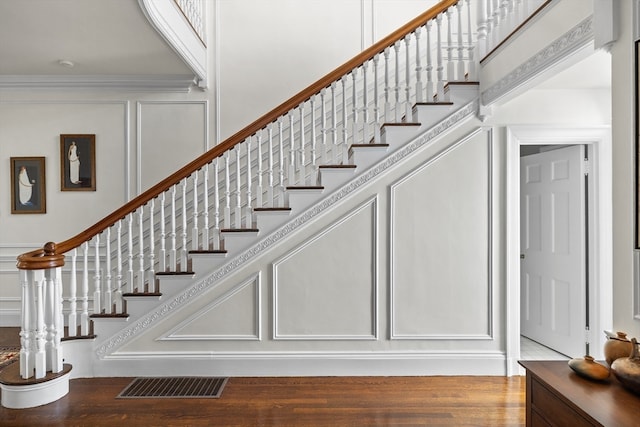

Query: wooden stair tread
350 143 389 148
221 228 259 233
61 334 96 342
318 164 357 169
90 313 129 319
155 271 195 276
122 292 162 297
254 207 291 212
414 102 454 106
0 362 72 386
189 249 228 254
285 186 324 190
382 122 421 127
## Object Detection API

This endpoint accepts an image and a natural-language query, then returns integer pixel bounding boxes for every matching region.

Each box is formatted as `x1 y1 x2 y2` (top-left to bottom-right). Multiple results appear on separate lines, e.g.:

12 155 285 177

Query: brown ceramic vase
568 355 610 381
604 331 633 367
611 338 640 396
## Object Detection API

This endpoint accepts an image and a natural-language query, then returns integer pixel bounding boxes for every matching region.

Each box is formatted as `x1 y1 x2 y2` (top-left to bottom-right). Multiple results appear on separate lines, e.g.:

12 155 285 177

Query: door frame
505 126 613 376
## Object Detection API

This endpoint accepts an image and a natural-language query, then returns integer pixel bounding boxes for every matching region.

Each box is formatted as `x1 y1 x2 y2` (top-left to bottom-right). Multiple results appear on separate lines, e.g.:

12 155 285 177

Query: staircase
1 0 557 409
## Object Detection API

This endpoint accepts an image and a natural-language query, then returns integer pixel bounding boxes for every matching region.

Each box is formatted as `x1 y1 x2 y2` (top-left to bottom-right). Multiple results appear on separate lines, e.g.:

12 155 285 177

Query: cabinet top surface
519 360 640 427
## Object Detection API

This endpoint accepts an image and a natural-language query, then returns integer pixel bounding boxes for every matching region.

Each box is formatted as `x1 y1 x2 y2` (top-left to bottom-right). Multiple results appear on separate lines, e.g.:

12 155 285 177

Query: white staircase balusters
127 214 135 291
115 221 123 311
192 171 199 250
93 234 101 314
104 228 112 312
457 2 466 80
67 249 78 337
446 8 455 83
80 242 89 335
202 164 210 249
330 82 338 163
298 105 307 185
44 267 63 374
19 269 33 379
180 179 188 270
159 193 167 272
362 62 371 144
404 36 412 120
373 55 381 143
414 27 423 103
435 13 445 100
212 158 221 249
245 137 253 228
351 70 359 145
267 127 275 206
425 21 434 101
34 270 46 378
278 119 286 203
148 199 156 288
320 90 329 163
340 76 348 163
256 132 264 208
310 96 318 183
169 185 177 271
288 113 296 183
235 147 243 228
383 48 392 122
137 207 145 291
224 151 231 228
467 0 476 80
393 42 402 122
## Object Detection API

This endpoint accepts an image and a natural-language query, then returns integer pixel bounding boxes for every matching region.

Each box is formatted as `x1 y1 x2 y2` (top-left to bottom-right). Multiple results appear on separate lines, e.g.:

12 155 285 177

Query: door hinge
584 158 590 175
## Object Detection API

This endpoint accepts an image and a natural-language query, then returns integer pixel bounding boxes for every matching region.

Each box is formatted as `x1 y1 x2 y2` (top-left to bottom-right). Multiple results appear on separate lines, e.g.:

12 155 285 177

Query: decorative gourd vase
611 338 640 396
568 355 610 381
604 331 633 367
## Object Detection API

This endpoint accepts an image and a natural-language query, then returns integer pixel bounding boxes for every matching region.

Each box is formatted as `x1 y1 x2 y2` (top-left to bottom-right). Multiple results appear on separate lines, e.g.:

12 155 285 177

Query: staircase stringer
93 97 480 360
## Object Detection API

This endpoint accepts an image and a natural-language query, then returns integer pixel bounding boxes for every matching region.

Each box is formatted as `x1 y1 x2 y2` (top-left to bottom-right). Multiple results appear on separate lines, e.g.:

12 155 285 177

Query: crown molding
0 75 197 92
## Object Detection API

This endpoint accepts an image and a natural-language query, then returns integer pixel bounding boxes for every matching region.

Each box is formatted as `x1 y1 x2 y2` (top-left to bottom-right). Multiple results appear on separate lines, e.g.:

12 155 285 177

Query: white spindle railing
16 0 549 381
174 0 205 42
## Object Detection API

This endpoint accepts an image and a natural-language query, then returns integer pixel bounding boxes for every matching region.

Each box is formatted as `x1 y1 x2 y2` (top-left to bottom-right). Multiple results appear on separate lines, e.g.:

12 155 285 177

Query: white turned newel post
159 193 167 272
93 235 101 314
80 242 89 335
34 269 46 378
19 270 34 379
68 249 78 337
192 172 199 250
245 137 253 228
44 267 63 374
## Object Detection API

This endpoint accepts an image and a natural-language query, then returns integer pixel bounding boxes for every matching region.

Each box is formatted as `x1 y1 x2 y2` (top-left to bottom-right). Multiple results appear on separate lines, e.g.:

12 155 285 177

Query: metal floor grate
117 377 228 399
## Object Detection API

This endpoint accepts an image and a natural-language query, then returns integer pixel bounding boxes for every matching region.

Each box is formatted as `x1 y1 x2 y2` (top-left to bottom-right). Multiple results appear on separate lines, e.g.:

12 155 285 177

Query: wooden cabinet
519 360 640 427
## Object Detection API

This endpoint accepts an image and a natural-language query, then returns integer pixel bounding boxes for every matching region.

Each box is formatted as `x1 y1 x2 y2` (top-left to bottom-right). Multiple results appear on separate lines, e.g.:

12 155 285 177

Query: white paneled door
520 145 586 358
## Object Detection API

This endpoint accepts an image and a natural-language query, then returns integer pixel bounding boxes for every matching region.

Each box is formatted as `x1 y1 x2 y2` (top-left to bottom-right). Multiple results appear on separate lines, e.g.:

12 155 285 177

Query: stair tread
414 102 454 106
156 271 195 276
122 292 162 297
318 164 357 169
189 249 228 254
90 313 129 318
221 228 260 233
350 143 389 148
254 207 292 211
286 185 324 190
61 334 96 341
382 122 421 127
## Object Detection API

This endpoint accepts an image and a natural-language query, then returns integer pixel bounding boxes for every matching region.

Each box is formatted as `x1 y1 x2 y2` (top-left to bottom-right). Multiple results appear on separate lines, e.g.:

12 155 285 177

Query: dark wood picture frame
60 134 96 191
10 157 46 214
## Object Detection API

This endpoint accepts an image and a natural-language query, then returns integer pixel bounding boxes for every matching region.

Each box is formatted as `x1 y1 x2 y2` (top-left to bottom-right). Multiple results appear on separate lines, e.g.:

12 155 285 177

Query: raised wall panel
273 198 377 340
160 273 261 340
390 130 492 339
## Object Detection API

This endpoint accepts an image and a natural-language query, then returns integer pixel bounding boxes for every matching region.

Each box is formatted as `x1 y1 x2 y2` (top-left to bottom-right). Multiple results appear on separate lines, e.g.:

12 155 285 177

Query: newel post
16 242 65 380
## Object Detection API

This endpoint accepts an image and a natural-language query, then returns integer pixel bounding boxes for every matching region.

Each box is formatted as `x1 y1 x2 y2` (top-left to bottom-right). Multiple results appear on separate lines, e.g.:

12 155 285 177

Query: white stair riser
318 168 357 190
348 147 389 170
221 232 260 253
254 211 292 234
380 125 421 147
189 254 228 275
286 189 325 212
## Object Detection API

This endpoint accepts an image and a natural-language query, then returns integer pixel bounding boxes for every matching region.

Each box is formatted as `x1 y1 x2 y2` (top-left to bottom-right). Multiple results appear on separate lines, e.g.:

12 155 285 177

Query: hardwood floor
0 329 525 426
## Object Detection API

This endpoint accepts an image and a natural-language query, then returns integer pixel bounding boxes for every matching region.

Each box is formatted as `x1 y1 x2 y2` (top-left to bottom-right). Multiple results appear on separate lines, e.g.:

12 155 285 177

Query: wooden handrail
17 0 458 269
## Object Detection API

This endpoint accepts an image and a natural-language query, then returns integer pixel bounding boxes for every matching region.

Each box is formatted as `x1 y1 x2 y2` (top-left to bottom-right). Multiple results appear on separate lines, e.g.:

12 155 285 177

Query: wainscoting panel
273 198 378 340
159 272 261 341
390 129 493 339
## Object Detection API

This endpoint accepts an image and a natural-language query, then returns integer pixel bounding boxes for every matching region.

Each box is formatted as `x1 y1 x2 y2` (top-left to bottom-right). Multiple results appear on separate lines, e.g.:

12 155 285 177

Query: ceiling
0 0 195 88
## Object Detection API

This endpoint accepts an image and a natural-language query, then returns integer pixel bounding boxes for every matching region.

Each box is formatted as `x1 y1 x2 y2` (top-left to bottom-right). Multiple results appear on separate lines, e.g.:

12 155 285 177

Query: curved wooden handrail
17 0 458 269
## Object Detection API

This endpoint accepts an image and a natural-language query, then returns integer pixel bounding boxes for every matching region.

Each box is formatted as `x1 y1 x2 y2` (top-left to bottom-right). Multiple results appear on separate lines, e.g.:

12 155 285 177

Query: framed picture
60 134 96 191
10 157 46 214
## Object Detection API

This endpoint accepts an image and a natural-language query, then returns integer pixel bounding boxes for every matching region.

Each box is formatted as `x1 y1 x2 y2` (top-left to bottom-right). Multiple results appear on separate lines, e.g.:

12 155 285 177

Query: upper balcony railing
15 0 547 381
